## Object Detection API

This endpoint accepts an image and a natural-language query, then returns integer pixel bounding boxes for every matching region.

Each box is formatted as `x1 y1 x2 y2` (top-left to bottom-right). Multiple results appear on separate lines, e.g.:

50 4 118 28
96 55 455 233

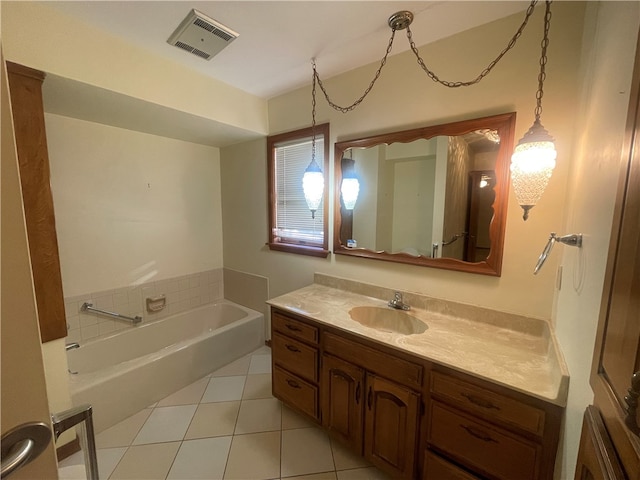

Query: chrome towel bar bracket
534 232 583 274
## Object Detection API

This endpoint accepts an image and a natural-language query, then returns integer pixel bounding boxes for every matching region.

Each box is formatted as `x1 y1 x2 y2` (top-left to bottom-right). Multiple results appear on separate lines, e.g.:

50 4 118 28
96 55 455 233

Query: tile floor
59 346 391 480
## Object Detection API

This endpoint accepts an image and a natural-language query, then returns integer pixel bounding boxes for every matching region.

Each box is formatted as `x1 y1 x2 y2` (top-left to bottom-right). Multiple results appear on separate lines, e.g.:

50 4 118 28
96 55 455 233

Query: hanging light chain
311 62 317 162
313 0 540 111
534 1 552 122
313 29 397 113
406 0 538 88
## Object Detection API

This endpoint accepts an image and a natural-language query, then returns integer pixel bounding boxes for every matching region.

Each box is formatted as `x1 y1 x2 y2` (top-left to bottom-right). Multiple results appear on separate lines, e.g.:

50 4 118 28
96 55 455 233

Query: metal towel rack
52 404 99 480
80 302 142 325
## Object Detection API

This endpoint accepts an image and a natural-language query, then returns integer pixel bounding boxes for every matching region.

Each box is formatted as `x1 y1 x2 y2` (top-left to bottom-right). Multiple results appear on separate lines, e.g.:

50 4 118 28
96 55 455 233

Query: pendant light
510 0 557 221
302 66 324 219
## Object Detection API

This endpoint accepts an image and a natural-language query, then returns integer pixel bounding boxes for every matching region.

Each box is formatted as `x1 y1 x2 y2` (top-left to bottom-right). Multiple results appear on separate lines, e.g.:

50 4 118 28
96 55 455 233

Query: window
267 123 330 257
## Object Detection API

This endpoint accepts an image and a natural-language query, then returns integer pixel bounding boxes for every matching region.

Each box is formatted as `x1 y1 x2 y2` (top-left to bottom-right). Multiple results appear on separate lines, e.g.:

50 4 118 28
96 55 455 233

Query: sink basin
349 306 428 335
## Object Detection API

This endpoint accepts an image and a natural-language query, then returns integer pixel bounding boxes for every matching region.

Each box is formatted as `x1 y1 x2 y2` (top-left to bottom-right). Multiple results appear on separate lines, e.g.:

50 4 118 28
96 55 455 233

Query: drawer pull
285 344 301 353
461 424 498 443
355 382 361 404
286 379 301 389
367 386 373 410
285 324 302 332
461 393 501 411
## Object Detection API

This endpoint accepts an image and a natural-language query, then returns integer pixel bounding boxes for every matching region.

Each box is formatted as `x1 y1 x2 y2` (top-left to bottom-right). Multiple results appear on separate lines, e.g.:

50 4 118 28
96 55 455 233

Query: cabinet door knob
285 344 301 353
624 371 640 435
461 393 500 411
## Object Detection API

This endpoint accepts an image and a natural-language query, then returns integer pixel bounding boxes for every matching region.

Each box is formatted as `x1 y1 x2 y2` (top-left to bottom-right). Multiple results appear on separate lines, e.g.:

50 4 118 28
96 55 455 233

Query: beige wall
554 2 640 478
46 113 223 297
0 1 268 136
222 2 586 319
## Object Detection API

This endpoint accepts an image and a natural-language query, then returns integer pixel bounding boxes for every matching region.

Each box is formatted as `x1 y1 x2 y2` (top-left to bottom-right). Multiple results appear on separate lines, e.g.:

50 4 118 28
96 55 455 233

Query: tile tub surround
267 275 569 407
64 269 223 343
59 347 391 480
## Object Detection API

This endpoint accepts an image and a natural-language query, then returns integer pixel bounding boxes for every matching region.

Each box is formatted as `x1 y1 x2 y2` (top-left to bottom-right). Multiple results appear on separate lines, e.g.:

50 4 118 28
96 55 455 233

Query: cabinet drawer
324 332 422 390
428 402 541 480
273 332 318 382
423 450 481 480
431 371 545 436
273 365 319 420
272 310 319 344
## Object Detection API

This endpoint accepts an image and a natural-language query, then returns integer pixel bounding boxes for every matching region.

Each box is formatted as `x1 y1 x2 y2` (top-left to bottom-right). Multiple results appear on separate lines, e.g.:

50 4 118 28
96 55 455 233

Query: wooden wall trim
6 61 68 342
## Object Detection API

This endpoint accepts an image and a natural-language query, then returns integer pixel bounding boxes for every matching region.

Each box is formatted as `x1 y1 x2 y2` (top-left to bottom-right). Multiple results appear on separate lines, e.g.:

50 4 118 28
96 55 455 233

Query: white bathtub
67 301 265 432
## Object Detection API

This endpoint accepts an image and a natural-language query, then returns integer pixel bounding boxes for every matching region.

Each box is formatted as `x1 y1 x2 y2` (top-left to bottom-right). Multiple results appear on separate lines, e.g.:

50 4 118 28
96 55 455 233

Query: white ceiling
43 1 531 100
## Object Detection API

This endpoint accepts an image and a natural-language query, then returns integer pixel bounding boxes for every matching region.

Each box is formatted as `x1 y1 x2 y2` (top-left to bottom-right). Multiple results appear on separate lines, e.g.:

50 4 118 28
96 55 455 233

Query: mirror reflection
334 113 516 276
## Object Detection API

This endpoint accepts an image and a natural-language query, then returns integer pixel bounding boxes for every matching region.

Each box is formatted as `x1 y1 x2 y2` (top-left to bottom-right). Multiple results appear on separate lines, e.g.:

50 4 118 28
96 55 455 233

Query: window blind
274 137 325 246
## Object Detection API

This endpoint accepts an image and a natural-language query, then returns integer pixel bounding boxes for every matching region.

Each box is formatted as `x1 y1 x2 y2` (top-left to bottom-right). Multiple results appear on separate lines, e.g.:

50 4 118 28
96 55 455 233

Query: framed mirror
333 112 516 276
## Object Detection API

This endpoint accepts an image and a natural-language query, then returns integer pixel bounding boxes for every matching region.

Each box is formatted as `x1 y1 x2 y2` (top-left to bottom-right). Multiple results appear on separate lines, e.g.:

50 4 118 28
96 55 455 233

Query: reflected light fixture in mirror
334 112 516 277
340 152 360 210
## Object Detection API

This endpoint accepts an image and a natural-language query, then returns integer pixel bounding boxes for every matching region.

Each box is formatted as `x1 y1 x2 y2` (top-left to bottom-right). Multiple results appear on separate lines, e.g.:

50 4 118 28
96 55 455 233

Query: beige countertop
267 279 569 407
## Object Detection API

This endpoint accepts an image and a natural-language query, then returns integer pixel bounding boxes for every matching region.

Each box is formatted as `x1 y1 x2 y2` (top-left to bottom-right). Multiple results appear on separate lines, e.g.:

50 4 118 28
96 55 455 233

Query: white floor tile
167 436 232 480
95 408 153 448
185 401 240 439
211 356 251 377
248 353 272 374
281 427 335 478
224 431 281 479
132 405 197 445
109 442 180 479
157 377 208 406
235 398 282 434
242 373 273 399
202 375 246 403
95 447 128 479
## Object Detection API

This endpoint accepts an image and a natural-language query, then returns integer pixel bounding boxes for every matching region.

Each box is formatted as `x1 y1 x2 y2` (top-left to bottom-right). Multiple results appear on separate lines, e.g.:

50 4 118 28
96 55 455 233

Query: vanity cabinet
271 310 320 421
322 332 422 478
270 306 563 480
425 367 563 480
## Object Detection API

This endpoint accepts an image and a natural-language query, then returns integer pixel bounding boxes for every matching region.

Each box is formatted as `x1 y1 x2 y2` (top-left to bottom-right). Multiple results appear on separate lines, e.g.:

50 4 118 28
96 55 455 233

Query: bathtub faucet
65 342 80 351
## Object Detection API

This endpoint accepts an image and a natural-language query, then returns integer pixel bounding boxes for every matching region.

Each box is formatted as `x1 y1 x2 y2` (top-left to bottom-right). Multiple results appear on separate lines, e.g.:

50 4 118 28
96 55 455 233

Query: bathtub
67 301 265 432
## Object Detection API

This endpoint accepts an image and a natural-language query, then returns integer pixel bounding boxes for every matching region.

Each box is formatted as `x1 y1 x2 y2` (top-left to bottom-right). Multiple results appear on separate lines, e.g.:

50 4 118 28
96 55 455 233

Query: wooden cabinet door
590 29 640 480
321 354 365 453
364 373 420 479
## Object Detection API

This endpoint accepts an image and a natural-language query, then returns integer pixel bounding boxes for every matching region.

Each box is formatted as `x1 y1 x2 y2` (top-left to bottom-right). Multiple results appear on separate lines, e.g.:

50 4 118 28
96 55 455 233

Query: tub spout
65 342 80 351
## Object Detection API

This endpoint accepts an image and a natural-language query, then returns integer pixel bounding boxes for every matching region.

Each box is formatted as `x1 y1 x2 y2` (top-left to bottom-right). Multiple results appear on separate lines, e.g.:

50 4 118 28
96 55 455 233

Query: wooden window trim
267 123 330 258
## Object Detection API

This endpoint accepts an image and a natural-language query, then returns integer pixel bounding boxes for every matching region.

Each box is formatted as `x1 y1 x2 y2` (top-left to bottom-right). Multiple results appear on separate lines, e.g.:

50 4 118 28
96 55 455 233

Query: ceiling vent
167 9 238 61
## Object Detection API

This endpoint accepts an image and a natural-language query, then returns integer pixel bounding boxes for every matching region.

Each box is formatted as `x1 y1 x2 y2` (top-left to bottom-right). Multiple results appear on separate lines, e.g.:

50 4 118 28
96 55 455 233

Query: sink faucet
388 291 410 311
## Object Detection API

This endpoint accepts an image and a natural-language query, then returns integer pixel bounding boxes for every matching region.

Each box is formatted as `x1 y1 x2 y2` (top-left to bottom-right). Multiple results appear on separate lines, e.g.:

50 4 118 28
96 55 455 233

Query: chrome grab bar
52 405 99 480
80 302 142 325
1 422 51 479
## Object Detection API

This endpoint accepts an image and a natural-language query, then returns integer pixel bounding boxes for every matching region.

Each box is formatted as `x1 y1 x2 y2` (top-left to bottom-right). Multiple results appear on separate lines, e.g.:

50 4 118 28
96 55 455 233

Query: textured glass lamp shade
302 160 324 219
341 177 360 210
510 120 557 220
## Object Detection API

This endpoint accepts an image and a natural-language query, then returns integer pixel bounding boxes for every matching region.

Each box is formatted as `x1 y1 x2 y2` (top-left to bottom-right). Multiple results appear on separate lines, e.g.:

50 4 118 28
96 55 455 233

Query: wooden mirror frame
333 112 516 276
